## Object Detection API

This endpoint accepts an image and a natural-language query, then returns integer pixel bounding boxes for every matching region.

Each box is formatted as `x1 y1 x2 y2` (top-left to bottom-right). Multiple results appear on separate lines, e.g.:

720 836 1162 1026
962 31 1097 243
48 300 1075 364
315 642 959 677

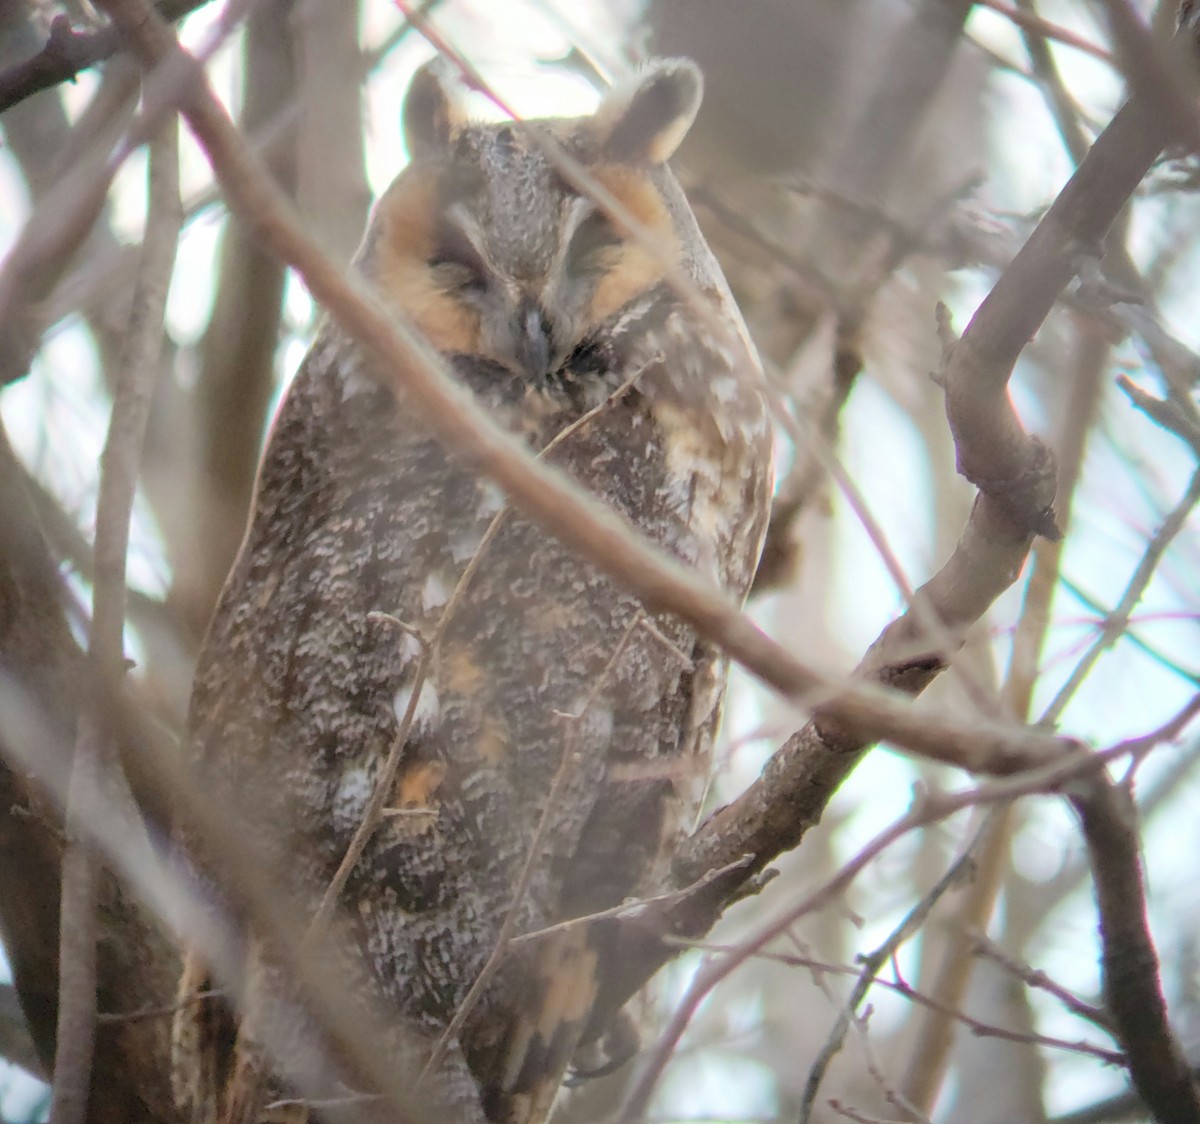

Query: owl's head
362 58 704 383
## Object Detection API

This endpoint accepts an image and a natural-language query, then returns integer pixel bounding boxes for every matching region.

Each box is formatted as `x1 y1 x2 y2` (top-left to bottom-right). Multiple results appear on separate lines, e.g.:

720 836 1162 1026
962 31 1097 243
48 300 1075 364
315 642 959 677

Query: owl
170 57 773 1124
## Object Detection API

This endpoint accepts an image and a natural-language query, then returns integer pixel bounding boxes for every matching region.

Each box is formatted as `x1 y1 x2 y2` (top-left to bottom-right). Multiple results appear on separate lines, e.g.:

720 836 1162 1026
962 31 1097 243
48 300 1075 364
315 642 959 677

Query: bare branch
619 745 1151 1122
0 61 139 386
1117 374 1200 454
710 946 1124 1067
901 311 1113 1117
0 0 211 115
1042 463 1200 726
168 0 299 637
662 0 1200 924
976 1 1113 63
969 933 1114 1033
1073 775 1200 1123
0 982 44 1078
799 827 987 1122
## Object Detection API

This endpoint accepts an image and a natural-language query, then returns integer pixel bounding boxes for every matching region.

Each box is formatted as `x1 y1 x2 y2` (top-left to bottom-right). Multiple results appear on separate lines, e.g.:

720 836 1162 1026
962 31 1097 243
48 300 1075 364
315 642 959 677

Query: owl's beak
519 305 553 380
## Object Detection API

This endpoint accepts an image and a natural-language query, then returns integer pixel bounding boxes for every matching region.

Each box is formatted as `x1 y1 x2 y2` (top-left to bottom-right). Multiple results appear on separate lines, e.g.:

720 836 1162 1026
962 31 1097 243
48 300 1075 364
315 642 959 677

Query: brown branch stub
0 16 119 116
0 1 212 116
1117 373 1200 455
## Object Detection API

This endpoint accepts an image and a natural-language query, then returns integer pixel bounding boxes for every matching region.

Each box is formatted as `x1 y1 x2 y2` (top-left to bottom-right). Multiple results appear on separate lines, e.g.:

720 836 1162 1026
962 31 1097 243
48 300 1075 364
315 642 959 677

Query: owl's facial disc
430 200 611 383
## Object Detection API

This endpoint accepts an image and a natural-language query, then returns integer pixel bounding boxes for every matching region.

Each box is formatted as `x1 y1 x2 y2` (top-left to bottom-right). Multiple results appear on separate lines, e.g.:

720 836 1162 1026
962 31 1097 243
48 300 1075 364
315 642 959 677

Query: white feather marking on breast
393 680 441 730
477 482 507 517
449 523 486 564
422 571 449 612
332 765 373 830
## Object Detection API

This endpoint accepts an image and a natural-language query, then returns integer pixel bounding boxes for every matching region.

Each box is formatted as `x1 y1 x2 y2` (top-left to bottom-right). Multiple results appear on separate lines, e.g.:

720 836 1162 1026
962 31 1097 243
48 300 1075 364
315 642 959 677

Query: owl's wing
478 624 733 1124
481 923 602 1124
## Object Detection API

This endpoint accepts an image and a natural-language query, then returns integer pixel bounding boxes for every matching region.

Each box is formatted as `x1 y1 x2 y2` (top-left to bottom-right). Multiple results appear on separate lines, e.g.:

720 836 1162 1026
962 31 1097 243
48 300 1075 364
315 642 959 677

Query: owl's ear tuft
595 59 702 165
404 59 467 160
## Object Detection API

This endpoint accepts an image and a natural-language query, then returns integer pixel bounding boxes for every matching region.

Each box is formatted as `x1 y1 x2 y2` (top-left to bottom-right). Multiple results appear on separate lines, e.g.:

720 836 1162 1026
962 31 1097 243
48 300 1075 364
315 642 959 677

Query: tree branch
0 60 139 386
667 0 1200 920
619 745 1149 1122
590 14 1200 1114
799 825 988 1121
1073 777 1200 1123
0 0 211 115
49 110 181 1124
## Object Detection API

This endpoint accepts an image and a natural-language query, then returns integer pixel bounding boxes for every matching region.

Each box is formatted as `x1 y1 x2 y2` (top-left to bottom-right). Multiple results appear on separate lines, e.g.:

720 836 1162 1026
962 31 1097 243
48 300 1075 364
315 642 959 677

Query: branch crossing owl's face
362 60 704 387
173 56 775 1124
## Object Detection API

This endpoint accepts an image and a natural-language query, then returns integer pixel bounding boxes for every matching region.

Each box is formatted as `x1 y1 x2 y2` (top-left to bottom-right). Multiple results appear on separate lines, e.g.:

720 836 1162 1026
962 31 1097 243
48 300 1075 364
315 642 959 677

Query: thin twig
0 63 139 386
1117 374 1200 455
363 0 446 71
799 827 987 1123
302 624 433 944
622 693 1200 1121
1058 576 1200 687
0 3 251 388
618 739 1140 1123
828 1102 914 1124
506 856 753 946
975 0 1113 62
49 114 180 1124
1042 463 1200 725
1014 0 1093 165
95 987 223 1024
678 941 1123 1066
968 932 1113 1032
426 370 646 1071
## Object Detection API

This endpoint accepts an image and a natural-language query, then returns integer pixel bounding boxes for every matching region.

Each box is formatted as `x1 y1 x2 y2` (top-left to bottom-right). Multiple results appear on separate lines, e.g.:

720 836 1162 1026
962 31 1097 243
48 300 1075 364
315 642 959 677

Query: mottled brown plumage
171 58 773 1124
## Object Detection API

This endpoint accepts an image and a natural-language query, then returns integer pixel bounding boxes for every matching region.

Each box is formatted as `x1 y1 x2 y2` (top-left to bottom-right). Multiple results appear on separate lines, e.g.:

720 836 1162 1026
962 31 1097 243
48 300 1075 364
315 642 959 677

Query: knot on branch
46 16 83 61
876 653 945 692
959 434 1061 542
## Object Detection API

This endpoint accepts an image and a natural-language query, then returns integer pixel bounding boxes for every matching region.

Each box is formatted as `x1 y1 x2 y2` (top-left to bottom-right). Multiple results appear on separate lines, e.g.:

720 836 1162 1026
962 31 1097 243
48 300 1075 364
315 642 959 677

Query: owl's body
172 60 772 1124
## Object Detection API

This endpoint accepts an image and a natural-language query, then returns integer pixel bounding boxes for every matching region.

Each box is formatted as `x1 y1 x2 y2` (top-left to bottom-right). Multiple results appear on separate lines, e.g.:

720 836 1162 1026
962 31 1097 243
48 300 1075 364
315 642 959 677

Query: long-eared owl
171 57 773 1124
